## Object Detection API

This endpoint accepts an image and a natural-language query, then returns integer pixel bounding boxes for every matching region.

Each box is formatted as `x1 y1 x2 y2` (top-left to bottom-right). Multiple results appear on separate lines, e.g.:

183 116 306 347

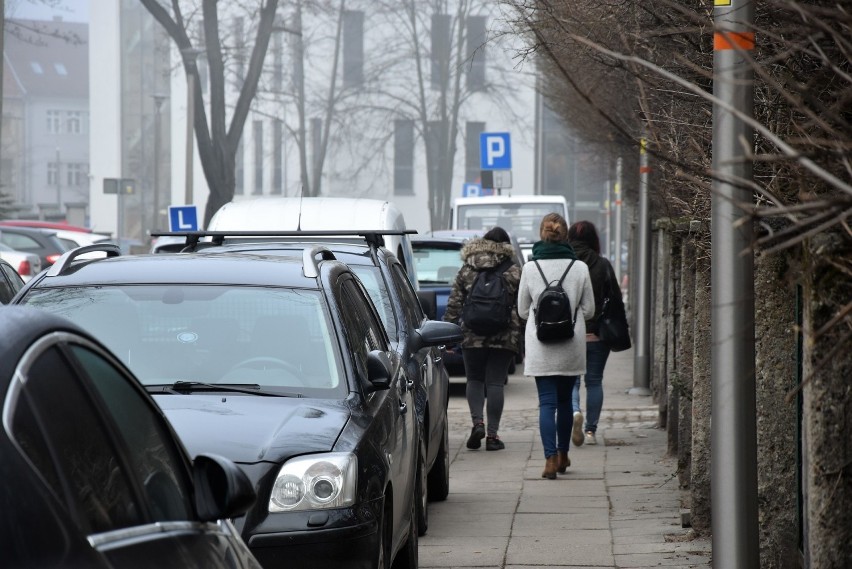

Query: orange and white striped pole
711 0 758 565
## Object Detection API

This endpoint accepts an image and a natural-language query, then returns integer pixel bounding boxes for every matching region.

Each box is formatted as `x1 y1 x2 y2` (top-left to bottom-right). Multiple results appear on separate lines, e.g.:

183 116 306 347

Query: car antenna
296 184 304 231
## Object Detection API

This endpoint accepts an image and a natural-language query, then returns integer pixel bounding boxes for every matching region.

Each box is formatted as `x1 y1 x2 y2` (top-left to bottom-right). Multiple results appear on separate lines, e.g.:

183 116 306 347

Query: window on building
431 14 451 89
66 163 87 187
273 20 284 93
46 110 62 134
465 121 485 182
466 16 487 92
47 162 59 186
1 159 13 188
343 10 364 88
235 140 244 195
426 120 445 181
67 111 82 135
393 120 414 195
273 119 283 194
233 17 245 89
311 118 322 178
30 61 43 74
54 62 68 76
253 120 263 194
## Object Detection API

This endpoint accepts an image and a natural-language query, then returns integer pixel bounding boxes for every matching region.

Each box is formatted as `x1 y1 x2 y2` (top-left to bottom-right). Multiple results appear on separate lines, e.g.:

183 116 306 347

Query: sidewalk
420 348 713 568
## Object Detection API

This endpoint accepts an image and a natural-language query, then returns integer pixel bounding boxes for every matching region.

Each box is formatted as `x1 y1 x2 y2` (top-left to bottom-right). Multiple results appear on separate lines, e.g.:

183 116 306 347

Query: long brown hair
539 212 568 242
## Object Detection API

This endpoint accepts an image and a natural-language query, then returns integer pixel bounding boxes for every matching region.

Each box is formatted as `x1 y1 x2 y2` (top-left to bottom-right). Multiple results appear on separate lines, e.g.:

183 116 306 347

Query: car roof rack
150 230 417 252
47 243 122 277
303 245 337 278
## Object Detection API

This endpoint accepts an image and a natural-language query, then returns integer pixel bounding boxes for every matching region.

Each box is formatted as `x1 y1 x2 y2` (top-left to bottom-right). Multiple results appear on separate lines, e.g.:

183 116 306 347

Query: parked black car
0 257 25 303
15 242 459 568
0 225 68 268
0 306 260 569
164 230 462 536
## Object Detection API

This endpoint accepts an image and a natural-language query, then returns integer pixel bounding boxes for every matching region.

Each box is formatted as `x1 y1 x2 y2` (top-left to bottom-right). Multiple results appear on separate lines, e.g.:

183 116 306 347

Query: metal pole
711 0 758 565
630 138 652 396
184 70 195 205
55 147 62 212
614 156 623 285
604 177 612 260
153 96 165 232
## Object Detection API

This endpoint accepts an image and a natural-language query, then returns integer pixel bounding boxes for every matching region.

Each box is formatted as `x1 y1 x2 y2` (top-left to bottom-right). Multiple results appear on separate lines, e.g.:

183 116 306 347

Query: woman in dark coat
568 220 626 446
443 227 521 451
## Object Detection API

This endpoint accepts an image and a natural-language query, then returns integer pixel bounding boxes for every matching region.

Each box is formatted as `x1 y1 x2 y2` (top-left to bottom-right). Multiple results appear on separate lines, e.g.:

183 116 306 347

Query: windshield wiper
146 381 301 398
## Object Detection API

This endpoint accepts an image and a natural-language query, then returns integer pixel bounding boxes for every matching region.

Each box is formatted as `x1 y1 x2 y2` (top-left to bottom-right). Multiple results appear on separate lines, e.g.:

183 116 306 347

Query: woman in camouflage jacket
443 227 521 451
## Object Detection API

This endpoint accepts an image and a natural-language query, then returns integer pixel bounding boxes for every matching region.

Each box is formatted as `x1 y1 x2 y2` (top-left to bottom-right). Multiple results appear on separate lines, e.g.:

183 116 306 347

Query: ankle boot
541 455 558 480
557 450 570 473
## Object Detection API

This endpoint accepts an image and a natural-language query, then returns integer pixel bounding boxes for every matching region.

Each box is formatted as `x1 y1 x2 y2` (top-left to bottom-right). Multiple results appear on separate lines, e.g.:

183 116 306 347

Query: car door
7 333 259 569
338 274 416 544
389 262 448 456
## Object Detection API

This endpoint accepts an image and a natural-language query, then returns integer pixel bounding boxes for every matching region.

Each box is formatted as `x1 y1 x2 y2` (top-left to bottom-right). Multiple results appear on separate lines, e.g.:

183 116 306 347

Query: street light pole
182 48 203 206
152 94 167 231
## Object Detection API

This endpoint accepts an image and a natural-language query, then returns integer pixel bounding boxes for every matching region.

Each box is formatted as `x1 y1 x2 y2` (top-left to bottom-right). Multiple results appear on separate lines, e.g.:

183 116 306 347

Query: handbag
597 273 632 352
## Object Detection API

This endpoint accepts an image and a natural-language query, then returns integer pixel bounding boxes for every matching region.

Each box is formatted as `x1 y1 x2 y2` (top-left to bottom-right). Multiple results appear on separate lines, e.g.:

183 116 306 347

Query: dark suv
158 230 462 536
14 242 459 569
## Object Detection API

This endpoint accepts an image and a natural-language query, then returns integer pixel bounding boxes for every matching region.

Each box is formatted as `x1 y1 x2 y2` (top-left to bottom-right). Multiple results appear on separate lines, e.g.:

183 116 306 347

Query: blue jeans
535 375 577 458
572 340 611 434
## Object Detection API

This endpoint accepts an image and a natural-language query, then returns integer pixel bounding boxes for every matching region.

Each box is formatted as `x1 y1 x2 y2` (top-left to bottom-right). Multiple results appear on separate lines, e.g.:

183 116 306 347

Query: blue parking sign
479 132 512 170
462 183 482 197
168 205 199 232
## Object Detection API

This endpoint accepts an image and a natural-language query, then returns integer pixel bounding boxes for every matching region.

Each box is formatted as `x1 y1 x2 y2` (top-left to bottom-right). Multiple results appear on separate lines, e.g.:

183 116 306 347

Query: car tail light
46 254 62 265
18 260 32 276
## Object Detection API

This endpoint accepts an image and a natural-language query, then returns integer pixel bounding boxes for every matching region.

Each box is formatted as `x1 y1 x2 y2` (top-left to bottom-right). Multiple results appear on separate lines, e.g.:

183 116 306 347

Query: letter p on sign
480 132 512 170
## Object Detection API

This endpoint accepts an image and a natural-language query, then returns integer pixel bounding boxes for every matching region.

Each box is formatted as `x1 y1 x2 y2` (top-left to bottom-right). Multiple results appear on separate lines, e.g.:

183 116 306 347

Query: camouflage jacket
442 238 522 353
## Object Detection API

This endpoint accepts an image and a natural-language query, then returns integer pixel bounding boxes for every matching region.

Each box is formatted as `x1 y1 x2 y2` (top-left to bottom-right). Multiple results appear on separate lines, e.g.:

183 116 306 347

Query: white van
206 196 418 283
451 195 570 261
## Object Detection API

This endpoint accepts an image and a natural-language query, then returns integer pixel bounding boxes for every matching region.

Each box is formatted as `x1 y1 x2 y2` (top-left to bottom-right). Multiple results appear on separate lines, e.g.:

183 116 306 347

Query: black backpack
532 259 579 343
462 259 515 336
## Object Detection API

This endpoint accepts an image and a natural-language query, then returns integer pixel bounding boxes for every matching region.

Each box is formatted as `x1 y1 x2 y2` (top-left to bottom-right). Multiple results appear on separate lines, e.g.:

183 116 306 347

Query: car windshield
456 203 566 244
412 246 463 285
346 265 398 341
23 285 345 396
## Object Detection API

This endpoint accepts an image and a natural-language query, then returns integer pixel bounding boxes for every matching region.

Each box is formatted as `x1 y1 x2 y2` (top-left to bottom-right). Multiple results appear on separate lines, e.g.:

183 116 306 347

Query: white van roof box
209 197 405 231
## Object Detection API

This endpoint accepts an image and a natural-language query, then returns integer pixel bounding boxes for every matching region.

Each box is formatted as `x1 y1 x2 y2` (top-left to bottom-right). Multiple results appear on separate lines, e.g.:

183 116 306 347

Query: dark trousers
462 347 514 437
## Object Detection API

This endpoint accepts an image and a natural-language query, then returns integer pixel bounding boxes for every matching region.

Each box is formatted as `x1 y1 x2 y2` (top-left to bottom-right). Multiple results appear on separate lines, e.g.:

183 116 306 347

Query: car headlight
269 452 357 513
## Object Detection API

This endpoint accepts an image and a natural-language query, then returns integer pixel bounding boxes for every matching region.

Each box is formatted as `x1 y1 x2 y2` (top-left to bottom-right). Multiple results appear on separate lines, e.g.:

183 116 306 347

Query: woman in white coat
518 213 595 479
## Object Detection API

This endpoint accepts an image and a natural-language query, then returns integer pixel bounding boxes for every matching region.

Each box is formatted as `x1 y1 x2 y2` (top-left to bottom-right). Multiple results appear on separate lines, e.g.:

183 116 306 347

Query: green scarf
530 240 577 260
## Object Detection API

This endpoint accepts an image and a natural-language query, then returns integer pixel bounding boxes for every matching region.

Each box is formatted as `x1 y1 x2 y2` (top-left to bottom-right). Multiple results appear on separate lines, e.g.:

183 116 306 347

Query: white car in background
0 242 42 282
51 229 115 259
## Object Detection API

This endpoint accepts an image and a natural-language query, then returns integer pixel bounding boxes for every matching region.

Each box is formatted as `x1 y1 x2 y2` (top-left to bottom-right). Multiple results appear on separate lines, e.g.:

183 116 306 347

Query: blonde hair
540 212 568 242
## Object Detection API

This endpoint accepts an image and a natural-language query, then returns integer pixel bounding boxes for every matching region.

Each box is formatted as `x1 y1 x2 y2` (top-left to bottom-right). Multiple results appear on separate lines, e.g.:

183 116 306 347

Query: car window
412 245 463 285
347 264 398 341
12 346 142 534
71 345 194 522
1 232 41 251
390 263 425 328
23 285 344 394
0 266 15 303
339 278 388 382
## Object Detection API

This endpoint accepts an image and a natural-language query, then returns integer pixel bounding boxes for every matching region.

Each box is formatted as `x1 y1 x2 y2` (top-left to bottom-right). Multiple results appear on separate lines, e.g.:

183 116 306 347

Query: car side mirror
192 453 256 522
365 350 392 391
412 320 463 351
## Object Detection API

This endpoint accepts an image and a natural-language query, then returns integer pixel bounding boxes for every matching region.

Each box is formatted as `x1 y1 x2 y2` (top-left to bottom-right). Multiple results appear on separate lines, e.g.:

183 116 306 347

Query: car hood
154 394 350 464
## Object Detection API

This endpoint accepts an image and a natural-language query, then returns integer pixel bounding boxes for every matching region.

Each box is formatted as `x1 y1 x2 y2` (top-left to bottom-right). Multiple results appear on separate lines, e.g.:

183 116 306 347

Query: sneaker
584 431 597 445
486 436 505 451
466 422 485 449
572 412 585 446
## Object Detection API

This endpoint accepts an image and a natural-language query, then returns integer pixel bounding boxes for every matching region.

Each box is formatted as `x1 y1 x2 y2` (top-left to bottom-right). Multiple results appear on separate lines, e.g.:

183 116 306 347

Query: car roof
0 220 94 233
198 240 387 267
30 251 325 288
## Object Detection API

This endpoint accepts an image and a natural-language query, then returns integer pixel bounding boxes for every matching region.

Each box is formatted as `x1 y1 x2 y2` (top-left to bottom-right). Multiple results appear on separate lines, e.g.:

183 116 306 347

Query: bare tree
139 0 279 225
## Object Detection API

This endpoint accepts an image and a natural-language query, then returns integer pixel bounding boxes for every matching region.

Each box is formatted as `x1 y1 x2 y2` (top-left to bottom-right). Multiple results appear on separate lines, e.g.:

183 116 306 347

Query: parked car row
5 198 463 569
